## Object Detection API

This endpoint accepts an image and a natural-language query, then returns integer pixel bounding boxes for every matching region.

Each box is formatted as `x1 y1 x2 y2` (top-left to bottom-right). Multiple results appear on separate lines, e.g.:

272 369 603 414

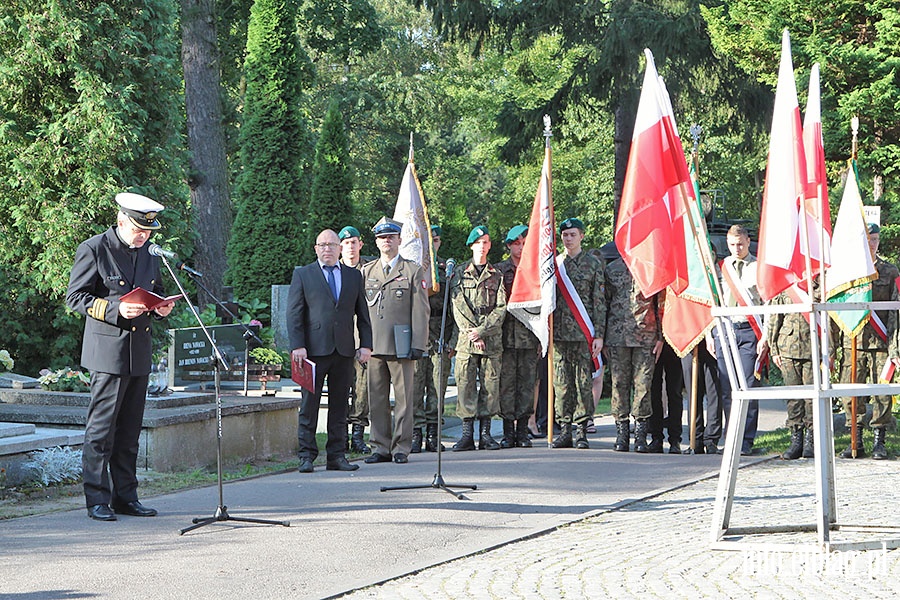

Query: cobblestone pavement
341 458 900 599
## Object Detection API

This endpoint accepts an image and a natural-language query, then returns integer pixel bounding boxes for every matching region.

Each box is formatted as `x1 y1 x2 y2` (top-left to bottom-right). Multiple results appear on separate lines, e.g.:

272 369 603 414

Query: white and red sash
556 255 602 374
720 258 764 340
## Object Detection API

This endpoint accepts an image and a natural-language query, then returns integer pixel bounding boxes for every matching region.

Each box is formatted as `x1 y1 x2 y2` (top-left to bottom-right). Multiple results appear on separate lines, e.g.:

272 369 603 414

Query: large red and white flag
615 48 691 298
508 141 557 356
757 30 808 301
800 62 832 281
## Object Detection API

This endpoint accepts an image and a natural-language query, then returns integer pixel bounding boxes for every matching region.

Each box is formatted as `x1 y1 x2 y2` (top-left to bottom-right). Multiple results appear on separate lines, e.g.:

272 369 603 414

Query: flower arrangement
0 349 13 372
38 368 91 392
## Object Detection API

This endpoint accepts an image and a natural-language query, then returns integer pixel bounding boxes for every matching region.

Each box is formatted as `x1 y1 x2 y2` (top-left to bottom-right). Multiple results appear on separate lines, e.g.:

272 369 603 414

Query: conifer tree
226 0 314 303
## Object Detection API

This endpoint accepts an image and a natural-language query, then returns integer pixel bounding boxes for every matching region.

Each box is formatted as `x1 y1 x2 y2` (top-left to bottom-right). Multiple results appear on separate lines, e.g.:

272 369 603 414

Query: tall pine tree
226 0 314 303
303 99 353 264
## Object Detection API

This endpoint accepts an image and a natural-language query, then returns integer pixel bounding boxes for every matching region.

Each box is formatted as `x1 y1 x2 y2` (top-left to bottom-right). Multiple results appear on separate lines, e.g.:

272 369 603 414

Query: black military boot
551 422 573 448
350 424 369 454
781 425 804 460
515 419 532 448
500 419 516 449
411 427 423 454
802 426 814 458
452 418 476 452
614 420 630 452
634 419 650 453
872 427 888 460
425 423 442 452
574 421 590 449
839 423 866 458
478 418 501 450
647 435 664 454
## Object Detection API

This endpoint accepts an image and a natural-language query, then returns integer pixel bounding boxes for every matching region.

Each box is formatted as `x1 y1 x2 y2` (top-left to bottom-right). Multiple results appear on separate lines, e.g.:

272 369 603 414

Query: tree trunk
181 0 231 306
612 99 637 227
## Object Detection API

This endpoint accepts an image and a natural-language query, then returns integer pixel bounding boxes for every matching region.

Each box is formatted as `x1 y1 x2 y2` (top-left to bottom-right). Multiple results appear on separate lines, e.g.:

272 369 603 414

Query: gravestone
271 284 291 351
168 324 259 387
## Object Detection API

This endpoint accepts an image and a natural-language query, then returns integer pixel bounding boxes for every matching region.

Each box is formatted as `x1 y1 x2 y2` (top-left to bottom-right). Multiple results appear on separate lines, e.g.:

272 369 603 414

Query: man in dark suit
66 192 175 521
287 229 373 473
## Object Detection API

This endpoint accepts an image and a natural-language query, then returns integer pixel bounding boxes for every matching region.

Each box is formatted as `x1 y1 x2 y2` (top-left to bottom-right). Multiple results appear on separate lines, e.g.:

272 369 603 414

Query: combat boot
872 427 888 460
350 424 369 454
452 418 476 452
839 423 866 458
613 420 630 452
647 435 664 454
802 426 814 458
781 425 804 460
551 423 573 448
478 418 501 450
425 423 442 452
515 419 532 448
634 419 650 453
500 419 516 449
411 427 423 454
574 421 590 449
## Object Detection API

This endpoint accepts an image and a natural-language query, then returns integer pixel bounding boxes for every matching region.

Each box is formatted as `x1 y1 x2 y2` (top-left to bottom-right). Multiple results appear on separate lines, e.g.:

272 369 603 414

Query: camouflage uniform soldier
411 225 455 453
339 226 376 454
604 255 661 453
496 225 540 448
768 288 816 460
837 223 899 460
552 218 605 450
450 226 507 451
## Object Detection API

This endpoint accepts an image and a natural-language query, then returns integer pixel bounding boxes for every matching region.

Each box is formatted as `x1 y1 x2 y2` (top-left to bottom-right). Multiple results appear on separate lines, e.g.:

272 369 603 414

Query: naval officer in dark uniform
66 192 175 521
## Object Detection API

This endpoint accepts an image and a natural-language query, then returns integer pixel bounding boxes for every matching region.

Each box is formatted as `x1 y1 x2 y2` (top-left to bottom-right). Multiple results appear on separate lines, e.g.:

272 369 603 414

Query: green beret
467 225 489 245
867 222 880 234
559 217 584 234
431 224 442 237
505 224 528 244
338 226 361 240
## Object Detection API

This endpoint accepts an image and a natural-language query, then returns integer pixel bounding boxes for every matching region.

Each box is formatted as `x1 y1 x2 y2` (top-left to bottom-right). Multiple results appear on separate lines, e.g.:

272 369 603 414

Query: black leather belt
733 321 752 330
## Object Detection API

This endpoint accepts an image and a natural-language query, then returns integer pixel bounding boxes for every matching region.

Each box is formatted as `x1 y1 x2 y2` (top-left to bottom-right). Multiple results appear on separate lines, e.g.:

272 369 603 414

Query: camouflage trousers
781 357 813 428
412 349 452 428
840 348 894 428
552 340 594 425
608 345 654 422
499 346 539 421
455 352 501 419
348 359 368 427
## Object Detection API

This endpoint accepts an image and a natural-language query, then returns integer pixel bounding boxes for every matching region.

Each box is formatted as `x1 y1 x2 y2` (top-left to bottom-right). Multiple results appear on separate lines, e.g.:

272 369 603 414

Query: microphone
445 258 456 277
147 243 204 277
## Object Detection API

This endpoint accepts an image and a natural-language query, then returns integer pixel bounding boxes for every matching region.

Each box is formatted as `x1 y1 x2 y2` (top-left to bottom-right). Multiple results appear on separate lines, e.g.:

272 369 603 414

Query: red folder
291 357 317 393
120 287 183 311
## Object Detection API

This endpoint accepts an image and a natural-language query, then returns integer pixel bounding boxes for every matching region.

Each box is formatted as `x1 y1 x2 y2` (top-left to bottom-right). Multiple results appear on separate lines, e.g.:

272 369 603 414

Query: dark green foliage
303 99 354 263
0 1 188 376
226 0 315 301
299 0 385 64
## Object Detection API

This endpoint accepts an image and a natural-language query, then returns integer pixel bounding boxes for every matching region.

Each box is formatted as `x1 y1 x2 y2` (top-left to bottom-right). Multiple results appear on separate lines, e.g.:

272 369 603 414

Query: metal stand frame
155 258 289 535
380 261 477 499
710 300 900 552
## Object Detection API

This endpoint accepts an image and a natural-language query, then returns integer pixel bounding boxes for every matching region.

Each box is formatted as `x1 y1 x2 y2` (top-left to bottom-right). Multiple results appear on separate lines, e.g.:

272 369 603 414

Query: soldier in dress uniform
411 224 455 453
339 225 376 454
361 217 430 464
836 223 898 460
605 253 661 453
552 218 605 449
496 224 539 448
66 192 175 521
450 225 507 451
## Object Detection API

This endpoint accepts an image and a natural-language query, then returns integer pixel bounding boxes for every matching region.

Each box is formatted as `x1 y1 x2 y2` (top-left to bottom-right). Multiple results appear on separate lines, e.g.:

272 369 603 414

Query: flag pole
409 131 414 163
849 116 860 457
543 115 555 448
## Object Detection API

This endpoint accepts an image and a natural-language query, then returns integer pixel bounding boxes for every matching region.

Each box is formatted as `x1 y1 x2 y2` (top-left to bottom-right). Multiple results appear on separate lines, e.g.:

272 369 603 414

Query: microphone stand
380 259 477 500
155 258 289 535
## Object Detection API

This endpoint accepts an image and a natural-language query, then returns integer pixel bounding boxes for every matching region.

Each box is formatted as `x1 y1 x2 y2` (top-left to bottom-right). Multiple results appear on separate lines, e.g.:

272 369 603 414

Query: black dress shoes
364 452 391 464
87 504 117 521
111 500 157 517
298 457 314 473
326 456 359 471
393 453 408 464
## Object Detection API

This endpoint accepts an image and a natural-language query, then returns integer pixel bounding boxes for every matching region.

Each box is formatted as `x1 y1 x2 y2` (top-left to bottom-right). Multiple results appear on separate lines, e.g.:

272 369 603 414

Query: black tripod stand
157 259 289 535
380 259 477 500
